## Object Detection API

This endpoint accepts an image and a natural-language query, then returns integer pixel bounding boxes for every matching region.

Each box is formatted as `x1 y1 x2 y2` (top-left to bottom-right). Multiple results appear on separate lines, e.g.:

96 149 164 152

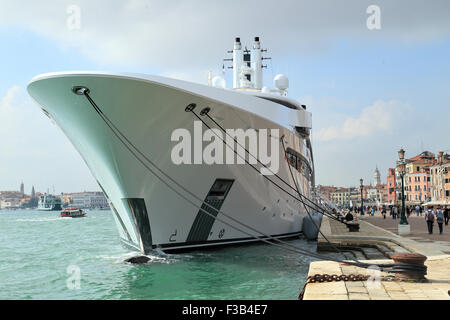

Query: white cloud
314 100 412 141
0 86 98 193
1 0 450 82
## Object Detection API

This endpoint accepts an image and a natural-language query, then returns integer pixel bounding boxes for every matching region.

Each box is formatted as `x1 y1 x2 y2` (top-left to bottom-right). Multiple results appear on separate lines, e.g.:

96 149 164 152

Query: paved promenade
301 215 450 300
363 214 450 253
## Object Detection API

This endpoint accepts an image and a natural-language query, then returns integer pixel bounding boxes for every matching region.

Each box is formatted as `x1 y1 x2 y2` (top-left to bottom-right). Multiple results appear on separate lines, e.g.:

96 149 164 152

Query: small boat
61 208 86 218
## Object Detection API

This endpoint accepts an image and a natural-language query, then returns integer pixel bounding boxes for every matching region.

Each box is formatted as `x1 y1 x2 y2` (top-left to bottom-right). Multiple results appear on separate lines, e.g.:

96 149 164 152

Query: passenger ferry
37 194 62 211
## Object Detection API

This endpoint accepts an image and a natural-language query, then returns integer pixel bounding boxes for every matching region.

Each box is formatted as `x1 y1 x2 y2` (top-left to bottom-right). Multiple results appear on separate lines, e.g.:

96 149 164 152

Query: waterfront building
72 192 109 209
376 183 387 204
0 199 20 209
430 152 450 202
366 186 377 201
405 169 431 203
0 191 24 200
404 151 436 203
395 151 436 205
20 182 24 197
330 188 350 207
315 185 337 201
387 168 396 204
62 193 73 207
349 187 360 207
0 200 11 209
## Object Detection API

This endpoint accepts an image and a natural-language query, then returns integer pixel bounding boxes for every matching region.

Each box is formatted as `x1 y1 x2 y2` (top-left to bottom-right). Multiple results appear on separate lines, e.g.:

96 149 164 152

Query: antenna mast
224 37 271 90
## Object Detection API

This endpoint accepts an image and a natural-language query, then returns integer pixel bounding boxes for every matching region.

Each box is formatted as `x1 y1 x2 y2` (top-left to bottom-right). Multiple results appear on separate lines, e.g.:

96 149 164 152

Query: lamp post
360 178 364 217
397 148 410 235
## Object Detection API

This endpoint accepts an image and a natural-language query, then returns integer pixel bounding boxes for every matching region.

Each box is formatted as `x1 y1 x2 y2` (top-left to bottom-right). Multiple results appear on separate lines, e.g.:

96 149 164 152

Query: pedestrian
415 205 420 216
393 205 398 220
444 207 449 226
390 205 393 218
371 207 375 216
425 207 435 234
406 206 411 218
382 206 387 219
345 211 354 222
436 207 444 235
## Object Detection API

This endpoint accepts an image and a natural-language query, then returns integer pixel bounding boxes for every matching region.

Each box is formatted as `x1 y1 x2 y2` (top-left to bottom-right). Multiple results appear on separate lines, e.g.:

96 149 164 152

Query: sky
0 0 449 193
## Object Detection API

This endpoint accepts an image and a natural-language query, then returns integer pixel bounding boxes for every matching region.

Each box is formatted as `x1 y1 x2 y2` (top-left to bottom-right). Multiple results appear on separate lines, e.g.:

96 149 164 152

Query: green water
0 209 332 300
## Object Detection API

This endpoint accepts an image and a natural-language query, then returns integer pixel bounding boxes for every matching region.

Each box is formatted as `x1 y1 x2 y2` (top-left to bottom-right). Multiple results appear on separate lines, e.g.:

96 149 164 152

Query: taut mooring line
74 88 423 273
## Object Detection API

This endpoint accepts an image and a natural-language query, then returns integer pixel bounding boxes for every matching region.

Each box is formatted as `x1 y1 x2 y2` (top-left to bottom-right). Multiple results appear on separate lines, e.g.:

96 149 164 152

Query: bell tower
374 166 381 186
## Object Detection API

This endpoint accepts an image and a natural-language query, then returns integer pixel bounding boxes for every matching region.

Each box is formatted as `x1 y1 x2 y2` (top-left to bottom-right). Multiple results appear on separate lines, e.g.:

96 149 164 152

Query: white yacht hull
28 72 314 253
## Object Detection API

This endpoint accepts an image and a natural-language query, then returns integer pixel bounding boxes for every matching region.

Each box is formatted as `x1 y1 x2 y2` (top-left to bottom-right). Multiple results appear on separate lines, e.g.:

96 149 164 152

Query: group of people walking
424 206 449 235
348 204 449 235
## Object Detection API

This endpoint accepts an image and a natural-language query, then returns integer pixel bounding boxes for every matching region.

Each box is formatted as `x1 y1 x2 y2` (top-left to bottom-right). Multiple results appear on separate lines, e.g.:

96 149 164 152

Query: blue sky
0 1 449 193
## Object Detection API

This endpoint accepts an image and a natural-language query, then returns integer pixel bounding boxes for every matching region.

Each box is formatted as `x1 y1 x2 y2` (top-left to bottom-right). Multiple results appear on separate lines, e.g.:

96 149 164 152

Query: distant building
386 168 396 204
330 188 350 207
62 193 73 207
72 192 109 209
401 151 437 204
315 185 337 201
376 183 387 204
366 186 378 202
0 200 11 209
405 169 431 203
20 182 24 197
31 186 36 199
0 191 23 200
430 152 450 202
0 199 20 209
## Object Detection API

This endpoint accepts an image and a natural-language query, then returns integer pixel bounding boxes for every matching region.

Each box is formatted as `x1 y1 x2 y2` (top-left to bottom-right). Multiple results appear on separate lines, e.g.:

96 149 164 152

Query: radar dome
274 74 289 90
212 76 226 89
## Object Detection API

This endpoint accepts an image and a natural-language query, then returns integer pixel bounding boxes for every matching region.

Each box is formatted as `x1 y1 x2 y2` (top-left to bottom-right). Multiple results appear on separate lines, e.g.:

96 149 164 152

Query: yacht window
256 96 302 110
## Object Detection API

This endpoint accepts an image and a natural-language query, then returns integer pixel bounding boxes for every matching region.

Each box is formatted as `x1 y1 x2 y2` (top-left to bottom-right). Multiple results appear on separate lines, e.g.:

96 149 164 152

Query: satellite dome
212 76 226 89
273 74 289 90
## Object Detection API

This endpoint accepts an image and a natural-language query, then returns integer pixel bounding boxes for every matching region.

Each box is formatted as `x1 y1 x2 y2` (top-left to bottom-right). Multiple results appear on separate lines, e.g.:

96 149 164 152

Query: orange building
405 169 431 202
387 168 396 204
401 151 436 204
430 152 450 202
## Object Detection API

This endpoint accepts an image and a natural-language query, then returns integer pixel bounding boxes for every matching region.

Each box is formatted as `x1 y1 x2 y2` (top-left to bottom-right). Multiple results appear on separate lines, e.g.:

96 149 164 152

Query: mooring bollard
345 221 360 232
391 253 427 280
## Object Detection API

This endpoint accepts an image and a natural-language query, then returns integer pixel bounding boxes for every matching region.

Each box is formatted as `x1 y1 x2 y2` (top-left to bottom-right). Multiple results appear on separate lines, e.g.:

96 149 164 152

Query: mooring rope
202 111 343 221
74 88 425 273
193 109 343 225
195 108 361 262
78 88 352 261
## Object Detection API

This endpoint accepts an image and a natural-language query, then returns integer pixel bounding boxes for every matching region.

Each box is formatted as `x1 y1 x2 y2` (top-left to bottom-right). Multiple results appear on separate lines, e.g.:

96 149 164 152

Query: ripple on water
0 209 337 299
